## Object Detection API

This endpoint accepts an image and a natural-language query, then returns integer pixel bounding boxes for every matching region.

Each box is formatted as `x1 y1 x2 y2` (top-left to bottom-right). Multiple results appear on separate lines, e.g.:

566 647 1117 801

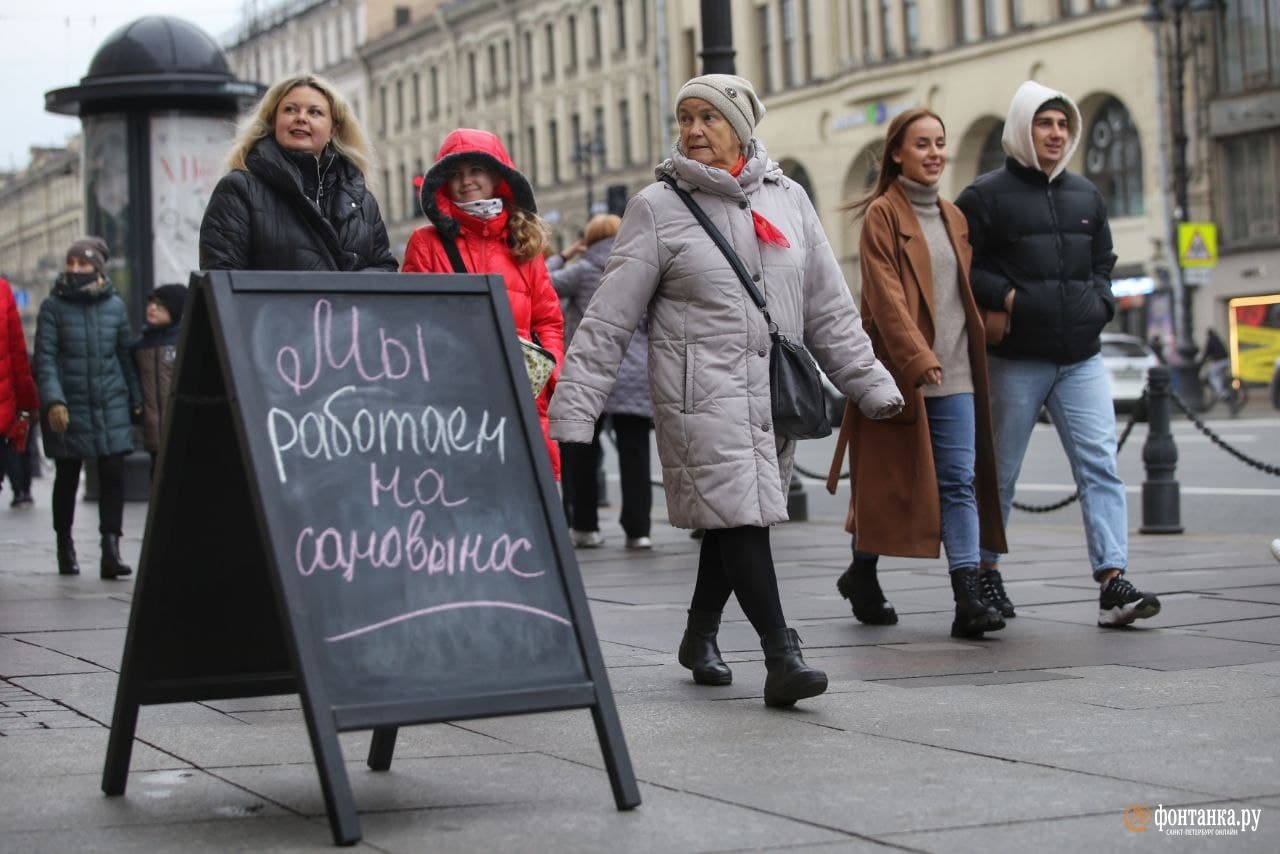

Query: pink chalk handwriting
275 299 430 396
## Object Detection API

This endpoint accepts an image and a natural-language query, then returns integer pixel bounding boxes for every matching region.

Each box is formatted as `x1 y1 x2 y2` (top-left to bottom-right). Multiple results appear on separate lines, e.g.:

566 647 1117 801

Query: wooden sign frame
101 271 639 845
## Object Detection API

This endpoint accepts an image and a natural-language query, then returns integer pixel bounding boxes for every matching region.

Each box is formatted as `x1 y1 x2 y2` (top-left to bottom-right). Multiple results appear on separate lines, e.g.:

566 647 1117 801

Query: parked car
1100 332 1160 413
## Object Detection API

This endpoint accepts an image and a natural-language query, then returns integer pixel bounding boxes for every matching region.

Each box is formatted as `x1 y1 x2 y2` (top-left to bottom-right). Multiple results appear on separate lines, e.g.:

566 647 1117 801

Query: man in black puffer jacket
956 81 1162 629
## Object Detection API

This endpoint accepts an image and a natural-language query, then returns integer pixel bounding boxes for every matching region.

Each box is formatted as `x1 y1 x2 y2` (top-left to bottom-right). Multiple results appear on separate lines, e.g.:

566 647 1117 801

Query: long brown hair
842 108 946 220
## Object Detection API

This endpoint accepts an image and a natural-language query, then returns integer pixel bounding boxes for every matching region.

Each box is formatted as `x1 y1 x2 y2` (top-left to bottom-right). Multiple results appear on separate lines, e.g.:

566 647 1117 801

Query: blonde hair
225 74 374 176
508 210 551 263
583 214 621 246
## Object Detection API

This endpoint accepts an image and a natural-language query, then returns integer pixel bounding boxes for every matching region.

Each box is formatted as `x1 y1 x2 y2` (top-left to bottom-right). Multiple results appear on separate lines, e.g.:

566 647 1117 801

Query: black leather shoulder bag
660 176 831 440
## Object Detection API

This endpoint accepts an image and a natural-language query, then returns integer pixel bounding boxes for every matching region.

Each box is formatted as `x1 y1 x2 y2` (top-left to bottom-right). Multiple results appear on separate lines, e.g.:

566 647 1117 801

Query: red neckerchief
728 154 790 248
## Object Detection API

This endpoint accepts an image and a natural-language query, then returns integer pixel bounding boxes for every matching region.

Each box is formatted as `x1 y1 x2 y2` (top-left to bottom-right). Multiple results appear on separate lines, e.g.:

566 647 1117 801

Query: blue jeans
926 393 980 571
978 353 1128 579
854 393 979 571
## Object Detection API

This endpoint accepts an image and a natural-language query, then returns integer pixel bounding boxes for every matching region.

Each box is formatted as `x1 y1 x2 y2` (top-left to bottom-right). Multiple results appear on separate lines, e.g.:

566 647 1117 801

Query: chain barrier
1169 393 1280 477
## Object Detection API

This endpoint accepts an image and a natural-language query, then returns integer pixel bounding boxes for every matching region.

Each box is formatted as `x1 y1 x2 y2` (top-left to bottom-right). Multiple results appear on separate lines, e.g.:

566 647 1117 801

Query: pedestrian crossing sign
1178 222 1218 268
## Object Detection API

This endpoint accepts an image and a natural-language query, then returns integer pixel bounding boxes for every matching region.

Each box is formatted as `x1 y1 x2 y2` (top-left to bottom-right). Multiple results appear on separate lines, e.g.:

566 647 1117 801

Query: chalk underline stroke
325 600 573 642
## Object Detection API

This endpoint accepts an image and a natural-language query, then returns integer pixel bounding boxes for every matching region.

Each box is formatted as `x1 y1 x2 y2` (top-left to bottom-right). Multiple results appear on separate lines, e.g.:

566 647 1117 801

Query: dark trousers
690 525 787 635
562 414 653 538
52 455 125 536
2 441 32 494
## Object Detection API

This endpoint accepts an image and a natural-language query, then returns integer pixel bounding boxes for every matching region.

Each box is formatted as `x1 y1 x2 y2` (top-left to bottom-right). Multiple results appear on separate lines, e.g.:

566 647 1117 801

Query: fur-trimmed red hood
418 129 537 240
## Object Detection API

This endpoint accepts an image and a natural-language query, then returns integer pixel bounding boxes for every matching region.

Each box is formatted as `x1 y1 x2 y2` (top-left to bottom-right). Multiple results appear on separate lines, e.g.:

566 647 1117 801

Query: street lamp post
1143 0 1220 406
572 132 606 222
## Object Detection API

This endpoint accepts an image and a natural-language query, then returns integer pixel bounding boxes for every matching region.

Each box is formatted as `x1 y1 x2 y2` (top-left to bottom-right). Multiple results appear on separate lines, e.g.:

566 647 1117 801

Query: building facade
665 0 1269 370
0 143 83 337
362 0 669 253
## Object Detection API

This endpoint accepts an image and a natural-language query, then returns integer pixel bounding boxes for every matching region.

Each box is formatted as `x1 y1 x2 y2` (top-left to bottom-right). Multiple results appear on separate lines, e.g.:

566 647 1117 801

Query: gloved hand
47 404 69 433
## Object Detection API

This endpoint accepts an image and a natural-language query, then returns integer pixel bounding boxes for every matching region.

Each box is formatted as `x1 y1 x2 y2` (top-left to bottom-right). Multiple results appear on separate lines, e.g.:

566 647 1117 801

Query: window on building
549 118 561 182
1008 0 1023 28
411 72 420 126
758 4 775 92
522 30 534 82
620 98 633 164
643 91 654 164
395 79 404 130
953 0 968 43
1218 0 1280 93
593 105 606 157
544 22 556 79
488 44 498 91
1221 129 1280 245
591 6 603 63
903 0 920 53
567 14 579 71
398 162 407 221
381 167 391 214
378 85 388 136
526 125 539 184
638 0 649 46
782 0 800 86
1084 98 1144 218
802 0 814 79
429 66 439 118
684 27 697 77
571 113 583 174
981 0 999 37
977 122 1006 176
503 39 512 87
859 0 872 62
468 51 478 102
880 0 895 56
615 0 627 52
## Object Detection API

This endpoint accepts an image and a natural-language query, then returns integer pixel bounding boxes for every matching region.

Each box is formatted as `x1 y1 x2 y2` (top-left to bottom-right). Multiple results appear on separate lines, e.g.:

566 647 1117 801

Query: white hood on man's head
1001 80 1082 181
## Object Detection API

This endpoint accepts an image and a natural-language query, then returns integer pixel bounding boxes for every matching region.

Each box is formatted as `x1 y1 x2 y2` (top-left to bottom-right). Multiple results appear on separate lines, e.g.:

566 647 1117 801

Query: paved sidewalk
1 469 1277 852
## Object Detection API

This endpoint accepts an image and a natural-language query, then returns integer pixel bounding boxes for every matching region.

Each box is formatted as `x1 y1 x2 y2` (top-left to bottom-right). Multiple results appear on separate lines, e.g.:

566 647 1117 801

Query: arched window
1085 98 1144 217
977 122 1005 176
780 159 817 206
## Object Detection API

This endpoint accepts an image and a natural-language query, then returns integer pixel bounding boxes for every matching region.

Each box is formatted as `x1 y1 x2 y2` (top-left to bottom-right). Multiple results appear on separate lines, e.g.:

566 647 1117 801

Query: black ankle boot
56 534 80 576
950 567 1005 638
100 534 133 580
760 628 828 707
678 609 732 685
836 556 898 625
979 567 1016 618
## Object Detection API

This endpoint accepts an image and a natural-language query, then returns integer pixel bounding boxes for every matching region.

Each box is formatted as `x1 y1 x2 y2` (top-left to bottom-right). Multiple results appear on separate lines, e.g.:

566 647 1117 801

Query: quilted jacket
34 275 140 459
549 141 900 529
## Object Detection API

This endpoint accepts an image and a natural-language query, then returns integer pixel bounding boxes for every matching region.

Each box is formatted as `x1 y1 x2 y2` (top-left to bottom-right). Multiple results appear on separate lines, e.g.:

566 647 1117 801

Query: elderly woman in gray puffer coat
548 214 654 551
550 75 902 708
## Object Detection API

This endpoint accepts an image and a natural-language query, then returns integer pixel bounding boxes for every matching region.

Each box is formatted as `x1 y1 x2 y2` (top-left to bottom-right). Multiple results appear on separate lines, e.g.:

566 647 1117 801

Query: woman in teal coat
35 237 141 579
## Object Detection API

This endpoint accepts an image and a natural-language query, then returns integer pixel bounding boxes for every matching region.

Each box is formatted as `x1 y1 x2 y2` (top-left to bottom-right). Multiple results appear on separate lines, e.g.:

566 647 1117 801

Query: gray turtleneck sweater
899 176 973 398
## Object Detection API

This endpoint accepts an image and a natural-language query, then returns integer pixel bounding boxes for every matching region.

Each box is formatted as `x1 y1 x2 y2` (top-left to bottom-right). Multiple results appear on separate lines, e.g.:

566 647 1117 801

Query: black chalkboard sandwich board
101 271 639 845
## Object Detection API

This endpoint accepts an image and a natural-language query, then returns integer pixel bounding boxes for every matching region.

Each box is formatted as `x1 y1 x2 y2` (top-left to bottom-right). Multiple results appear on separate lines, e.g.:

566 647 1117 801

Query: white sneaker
625 536 653 550
571 530 604 548
1270 539 1280 563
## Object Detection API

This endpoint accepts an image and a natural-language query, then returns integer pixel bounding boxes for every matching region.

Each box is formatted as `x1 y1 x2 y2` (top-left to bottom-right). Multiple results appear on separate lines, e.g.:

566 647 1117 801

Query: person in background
547 214 654 549
34 237 141 579
1201 328 1231 399
1 274 38 507
403 128 565 479
200 73 398 272
829 108 1008 637
131 285 187 479
550 75 902 707
956 81 1161 627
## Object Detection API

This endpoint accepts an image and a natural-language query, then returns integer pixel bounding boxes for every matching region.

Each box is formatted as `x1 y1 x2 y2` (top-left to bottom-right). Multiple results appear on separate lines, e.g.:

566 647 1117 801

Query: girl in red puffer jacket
403 129 564 478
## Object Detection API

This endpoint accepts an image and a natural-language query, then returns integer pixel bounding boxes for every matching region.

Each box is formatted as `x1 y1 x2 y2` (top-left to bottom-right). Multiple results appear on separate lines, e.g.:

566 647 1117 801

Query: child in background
131 285 187 478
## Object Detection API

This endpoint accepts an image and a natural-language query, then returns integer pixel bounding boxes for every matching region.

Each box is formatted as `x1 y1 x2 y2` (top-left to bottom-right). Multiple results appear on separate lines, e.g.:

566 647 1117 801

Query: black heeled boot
100 534 133 580
678 609 732 685
56 534 80 576
979 567 1017 618
836 555 898 625
760 628 828 707
950 567 1005 638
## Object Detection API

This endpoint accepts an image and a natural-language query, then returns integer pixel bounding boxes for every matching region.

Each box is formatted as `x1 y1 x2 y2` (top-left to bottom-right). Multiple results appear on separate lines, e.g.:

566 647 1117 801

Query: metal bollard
1140 365 1183 534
